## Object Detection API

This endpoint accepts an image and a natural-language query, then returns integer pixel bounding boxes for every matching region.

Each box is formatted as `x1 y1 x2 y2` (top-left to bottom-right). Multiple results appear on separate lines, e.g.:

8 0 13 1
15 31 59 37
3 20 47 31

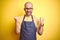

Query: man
14 2 44 40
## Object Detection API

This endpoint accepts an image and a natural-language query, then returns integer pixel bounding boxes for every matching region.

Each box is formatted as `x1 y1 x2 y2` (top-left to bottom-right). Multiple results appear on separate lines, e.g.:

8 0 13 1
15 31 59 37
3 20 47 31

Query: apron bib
20 15 36 40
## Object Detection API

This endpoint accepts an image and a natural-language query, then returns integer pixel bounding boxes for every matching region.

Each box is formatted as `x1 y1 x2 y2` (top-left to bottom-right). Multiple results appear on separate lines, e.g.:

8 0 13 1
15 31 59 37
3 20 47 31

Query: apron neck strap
23 15 34 21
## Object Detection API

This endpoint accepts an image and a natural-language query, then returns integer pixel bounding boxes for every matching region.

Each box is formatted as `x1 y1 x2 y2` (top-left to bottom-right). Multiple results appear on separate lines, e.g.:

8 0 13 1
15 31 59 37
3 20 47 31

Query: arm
37 17 44 35
38 24 44 35
14 17 21 35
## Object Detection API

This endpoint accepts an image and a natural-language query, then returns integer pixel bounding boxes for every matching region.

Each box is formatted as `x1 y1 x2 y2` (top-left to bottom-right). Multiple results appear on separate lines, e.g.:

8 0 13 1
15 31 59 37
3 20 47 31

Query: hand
40 17 44 25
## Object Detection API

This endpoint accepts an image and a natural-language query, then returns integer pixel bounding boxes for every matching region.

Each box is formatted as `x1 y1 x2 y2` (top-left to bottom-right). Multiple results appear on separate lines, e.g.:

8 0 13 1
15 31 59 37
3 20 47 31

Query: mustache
27 11 32 12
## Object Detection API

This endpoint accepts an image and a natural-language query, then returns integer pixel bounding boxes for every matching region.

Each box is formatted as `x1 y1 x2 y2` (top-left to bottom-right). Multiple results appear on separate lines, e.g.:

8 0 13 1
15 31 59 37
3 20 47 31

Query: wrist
40 24 44 27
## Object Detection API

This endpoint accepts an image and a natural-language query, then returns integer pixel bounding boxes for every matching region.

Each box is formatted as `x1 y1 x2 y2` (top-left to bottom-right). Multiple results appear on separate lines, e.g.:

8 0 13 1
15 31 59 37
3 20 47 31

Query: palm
40 17 44 25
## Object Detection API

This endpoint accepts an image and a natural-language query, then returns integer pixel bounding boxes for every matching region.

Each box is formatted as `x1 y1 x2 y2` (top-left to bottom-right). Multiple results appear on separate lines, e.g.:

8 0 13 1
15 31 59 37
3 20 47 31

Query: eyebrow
24 8 33 9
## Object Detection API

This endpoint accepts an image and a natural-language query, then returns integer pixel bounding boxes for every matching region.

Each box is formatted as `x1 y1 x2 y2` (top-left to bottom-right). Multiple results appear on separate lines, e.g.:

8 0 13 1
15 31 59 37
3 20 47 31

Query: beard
26 12 32 16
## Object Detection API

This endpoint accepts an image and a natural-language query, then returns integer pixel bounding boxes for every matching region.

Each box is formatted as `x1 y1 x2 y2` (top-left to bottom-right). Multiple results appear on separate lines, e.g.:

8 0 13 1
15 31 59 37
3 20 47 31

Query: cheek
25 10 28 12
30 10 33 11
24 9 27 12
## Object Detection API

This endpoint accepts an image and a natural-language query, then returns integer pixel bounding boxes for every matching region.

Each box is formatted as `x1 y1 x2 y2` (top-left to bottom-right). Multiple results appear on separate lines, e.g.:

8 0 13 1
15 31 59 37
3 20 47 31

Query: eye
25 8 33 10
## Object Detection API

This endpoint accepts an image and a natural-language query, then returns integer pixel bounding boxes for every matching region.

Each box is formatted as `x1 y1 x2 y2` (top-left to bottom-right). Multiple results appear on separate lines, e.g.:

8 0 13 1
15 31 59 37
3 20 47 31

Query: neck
25 14 32 17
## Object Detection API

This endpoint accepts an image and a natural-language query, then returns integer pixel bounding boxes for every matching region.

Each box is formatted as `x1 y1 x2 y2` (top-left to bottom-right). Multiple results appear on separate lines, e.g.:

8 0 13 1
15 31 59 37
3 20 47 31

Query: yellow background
0 0 60 40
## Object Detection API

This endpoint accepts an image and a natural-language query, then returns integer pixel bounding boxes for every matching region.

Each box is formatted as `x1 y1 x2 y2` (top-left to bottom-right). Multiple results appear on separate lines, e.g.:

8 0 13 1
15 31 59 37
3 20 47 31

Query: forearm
14 18 20 34
38 24 44 35
38 26 43 35
15 25 20 34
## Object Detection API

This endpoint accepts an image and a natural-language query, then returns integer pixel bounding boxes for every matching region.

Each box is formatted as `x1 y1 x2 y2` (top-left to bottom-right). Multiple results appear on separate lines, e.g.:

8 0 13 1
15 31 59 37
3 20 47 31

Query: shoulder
33 15 39 24
33 15 40 28
33 15 39 21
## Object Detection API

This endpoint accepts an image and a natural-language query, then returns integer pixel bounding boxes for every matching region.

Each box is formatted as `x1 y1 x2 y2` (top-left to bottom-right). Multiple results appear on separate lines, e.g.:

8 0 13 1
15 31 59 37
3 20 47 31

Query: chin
26 13 32 16
27 14 31 16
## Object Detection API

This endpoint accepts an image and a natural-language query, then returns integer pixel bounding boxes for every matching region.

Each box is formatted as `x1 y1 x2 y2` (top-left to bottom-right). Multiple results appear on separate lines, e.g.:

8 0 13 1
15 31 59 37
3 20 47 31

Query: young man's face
24 2 33 16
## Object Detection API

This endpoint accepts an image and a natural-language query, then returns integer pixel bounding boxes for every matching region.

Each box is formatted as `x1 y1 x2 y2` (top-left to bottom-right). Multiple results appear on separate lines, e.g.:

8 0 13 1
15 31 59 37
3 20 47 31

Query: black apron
20 15 36 40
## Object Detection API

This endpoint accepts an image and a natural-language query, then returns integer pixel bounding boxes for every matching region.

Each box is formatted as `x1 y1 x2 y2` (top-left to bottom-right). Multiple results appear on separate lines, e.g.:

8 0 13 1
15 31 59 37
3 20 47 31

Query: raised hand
40 17 44 26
